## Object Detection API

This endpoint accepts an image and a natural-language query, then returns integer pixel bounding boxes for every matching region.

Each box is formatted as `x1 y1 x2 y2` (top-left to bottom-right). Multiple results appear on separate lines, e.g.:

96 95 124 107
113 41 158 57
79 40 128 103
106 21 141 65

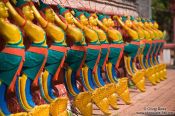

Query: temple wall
136 0 152 18
33 0 152 17
41 0 139 16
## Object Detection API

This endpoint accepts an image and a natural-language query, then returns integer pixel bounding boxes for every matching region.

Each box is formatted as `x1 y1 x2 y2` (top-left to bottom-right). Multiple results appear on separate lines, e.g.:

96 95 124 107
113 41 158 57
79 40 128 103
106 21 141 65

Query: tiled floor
92 69 175 116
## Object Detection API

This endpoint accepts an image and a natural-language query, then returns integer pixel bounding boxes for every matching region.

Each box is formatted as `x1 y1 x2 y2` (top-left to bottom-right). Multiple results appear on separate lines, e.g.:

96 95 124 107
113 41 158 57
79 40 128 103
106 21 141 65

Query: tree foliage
152 0 173 42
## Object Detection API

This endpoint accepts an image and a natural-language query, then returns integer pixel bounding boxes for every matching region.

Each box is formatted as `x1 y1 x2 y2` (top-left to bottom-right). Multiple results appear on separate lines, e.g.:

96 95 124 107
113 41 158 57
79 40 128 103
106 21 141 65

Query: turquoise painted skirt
66 49 85 71
108 47 122 66
22 51 45 80
124 43 139 58
85 48 100 70
143 43 150 57
45 49 64 75
98 48 108 67
0 53 22 86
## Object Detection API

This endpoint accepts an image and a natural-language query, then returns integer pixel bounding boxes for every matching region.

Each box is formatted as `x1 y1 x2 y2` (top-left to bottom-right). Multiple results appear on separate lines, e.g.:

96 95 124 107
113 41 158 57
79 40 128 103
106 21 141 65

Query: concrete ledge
164 43 175 49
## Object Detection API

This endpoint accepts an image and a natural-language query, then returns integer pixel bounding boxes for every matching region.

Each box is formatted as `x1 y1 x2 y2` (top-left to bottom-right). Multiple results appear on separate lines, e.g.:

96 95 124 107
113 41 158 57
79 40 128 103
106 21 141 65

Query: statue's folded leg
81 66 96 91
106 46 123 83
39 71 56 103
104 83 119 109
82 47 111 115
158 42 167 80
126 56 145 92
149 43 159 82
0 82 11 116
141 42 156 85
91 87 111 115
65 67 81 96
142 43 157 85
105 44 131 105
0 47 25 115
93 67 106 87
65 67 92 116
38 46 70 116
16 46 48 113
73 91 92 116
39 47 65 102
106 62 118 83
93 44 110 87
93 46 109 87
92 45 124 110
82 66 111 115
124 43 145 92
153 51 165 81
150 42 160 83
16 74 35 111
107 47 131 104
64 47 93 116
116 78 131 104
140 47 153 85
49 97 69 116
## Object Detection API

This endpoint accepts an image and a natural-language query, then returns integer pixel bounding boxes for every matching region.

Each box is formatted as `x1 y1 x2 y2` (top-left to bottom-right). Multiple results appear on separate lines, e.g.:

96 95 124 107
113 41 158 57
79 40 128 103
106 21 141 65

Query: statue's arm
5 1 25 26
96 19 108 32
73 17 84 30
30 2 48 28
54 11 68 30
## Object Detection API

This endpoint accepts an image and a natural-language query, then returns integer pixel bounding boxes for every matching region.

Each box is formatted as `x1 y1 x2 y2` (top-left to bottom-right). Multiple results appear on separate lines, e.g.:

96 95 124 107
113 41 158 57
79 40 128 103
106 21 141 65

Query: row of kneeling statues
0 0 167 116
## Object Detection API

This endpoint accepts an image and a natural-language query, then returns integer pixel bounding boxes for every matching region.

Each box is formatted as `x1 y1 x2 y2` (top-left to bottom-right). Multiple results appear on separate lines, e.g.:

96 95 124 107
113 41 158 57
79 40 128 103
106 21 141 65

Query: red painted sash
1 47 25 93
130 41 140 45
28 46 48 87
71 45 86 52
49 45 67 82
140 39 147 44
